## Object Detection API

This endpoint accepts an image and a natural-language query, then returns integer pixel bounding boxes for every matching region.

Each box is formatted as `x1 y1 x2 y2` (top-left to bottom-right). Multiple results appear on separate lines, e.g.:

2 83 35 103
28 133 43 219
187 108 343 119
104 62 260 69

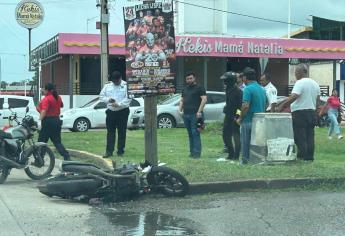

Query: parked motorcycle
0 108 55 184
38 160 189 201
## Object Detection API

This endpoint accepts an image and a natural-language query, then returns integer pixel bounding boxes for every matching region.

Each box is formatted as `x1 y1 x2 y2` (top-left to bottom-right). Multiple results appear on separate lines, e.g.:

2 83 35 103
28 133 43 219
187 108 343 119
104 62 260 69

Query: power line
0 52 26 56
0 0 90 5
174 0 308 27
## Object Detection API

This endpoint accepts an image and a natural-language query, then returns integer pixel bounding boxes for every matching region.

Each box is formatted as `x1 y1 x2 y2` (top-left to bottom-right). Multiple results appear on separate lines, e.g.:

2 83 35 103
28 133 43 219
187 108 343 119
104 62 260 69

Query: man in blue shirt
236 67 266 164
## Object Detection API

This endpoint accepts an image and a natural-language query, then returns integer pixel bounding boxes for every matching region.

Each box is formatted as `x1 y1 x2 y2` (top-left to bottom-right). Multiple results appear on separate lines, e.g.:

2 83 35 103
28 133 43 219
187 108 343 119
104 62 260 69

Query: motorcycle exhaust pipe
0 155 24 168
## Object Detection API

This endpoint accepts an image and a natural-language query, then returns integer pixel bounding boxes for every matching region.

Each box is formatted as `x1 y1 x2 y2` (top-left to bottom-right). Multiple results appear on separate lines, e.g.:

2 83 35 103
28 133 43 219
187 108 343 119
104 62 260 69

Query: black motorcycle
0 108 55 184
38 160 189 201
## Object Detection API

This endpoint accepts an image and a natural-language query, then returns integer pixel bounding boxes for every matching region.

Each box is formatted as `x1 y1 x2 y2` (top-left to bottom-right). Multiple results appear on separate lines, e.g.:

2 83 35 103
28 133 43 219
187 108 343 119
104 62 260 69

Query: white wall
289 62 345 99
176 0 227 34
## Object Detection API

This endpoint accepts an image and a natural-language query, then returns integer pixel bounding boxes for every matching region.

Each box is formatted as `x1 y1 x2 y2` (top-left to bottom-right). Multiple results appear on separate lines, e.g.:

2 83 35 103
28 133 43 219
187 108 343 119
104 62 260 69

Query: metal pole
38 59 42 101
288 0 291 39
29 28 32 71
100 0 109 87
0 56 2 94
333 60 337 94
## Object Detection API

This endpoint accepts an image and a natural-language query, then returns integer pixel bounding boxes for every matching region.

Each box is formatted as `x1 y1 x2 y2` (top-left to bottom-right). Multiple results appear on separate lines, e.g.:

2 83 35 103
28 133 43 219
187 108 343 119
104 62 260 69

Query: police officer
221 72 243 160
99 71 131 158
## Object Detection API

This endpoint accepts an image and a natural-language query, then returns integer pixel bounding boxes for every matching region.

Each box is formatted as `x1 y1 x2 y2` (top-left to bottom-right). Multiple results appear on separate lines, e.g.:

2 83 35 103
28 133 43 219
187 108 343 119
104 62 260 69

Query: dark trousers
38 117 70 160
106 108 129 154
292 110 317 161
223 115 241 159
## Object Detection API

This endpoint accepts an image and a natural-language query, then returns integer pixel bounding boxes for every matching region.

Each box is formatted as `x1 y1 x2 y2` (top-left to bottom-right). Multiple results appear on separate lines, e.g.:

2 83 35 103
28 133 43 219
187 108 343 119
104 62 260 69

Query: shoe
117 151 124 156
240 160 248 165
328 136 332 140
190 154 200 159
338 135 343 140
103 152 113 158
216 157 228 162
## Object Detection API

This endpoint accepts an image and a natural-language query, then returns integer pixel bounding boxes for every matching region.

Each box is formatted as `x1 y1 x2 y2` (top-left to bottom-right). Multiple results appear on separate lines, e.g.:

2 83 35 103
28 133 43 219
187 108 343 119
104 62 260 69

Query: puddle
103 211 200 235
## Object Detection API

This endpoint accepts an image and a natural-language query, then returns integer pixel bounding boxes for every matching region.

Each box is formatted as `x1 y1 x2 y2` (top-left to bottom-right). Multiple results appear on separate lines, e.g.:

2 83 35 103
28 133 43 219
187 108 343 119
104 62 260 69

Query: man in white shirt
99 71 131 158
260 73 277 112
277 64 321 161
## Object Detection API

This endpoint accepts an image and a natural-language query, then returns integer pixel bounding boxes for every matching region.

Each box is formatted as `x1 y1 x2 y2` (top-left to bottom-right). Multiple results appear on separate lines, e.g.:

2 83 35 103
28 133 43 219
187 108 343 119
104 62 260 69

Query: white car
129 91 226 129
60 97 144 132
0 95 40 128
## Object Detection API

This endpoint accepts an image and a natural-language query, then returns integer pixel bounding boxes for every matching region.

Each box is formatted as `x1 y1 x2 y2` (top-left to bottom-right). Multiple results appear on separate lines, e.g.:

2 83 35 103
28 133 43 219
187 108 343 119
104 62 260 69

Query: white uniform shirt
264 82 278 111
290 78 320 112
99 80 131 111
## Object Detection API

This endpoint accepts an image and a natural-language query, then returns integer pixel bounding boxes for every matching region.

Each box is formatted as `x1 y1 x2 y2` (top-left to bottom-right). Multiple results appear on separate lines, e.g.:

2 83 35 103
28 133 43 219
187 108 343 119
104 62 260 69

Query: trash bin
249 113 296 164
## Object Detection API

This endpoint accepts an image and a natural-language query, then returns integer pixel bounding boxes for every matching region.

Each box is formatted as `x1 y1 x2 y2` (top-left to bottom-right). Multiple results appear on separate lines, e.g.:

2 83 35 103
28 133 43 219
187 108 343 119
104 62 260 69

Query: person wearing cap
99 71 132 158
179 72 207 158
220 71 243 161
236 67 266 164
260 73 278 112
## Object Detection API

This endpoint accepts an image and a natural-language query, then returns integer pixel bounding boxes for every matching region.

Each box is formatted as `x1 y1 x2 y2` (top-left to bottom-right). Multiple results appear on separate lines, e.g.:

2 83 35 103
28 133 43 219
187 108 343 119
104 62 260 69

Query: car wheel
157 114 176 128
73 118 90 132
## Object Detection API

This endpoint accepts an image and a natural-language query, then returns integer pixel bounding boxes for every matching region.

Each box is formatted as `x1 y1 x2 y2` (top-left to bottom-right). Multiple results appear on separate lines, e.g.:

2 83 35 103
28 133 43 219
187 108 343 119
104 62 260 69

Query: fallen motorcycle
0 108 55 184
38 160 189 201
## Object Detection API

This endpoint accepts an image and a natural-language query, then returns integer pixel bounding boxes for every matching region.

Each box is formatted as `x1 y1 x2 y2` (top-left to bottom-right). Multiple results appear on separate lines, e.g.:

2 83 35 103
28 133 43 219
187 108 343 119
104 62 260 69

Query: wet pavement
2 168 345 235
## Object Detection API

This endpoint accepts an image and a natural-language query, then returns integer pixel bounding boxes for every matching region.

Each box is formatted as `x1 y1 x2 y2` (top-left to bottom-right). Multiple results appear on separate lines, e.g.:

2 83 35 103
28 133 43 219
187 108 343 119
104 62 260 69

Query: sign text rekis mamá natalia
15 0 44 29
176 37 284 56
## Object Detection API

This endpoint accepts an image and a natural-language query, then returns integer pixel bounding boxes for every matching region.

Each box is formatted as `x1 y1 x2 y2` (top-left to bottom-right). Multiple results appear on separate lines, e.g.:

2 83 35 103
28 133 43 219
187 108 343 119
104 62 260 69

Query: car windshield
80 98 99 108
159 94 181 105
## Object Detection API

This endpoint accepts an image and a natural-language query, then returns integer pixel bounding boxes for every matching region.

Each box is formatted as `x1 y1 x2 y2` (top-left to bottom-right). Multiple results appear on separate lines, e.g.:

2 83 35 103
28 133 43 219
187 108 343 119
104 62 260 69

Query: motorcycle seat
61 161 102 171
0 130 13 139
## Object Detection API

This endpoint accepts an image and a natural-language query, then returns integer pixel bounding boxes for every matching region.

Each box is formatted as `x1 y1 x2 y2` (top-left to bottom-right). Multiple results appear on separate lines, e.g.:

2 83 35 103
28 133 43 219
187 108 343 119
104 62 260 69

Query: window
207 93 225 104
0 98 3 109
8 98 29 108
130 99 140 107
94 102 107 109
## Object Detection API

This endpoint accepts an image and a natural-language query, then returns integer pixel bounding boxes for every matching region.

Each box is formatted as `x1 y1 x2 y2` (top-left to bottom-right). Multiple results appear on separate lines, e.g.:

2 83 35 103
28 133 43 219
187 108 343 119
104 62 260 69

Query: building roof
282 27 314 39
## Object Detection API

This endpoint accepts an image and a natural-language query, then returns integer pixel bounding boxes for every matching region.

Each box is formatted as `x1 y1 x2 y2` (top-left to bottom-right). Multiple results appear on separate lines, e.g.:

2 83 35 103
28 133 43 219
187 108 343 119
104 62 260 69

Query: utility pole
99 0 110 87
288 0 291 39
0 57 2 94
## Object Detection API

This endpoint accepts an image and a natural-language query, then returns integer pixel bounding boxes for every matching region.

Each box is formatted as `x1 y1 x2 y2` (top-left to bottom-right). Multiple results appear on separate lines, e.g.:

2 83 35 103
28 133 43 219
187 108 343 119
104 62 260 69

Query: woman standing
320 89 343 140
37 83 70 160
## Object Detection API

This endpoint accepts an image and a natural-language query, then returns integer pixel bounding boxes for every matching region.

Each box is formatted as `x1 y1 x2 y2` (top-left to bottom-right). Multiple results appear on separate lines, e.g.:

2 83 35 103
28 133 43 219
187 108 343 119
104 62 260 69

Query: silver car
129 91 226 129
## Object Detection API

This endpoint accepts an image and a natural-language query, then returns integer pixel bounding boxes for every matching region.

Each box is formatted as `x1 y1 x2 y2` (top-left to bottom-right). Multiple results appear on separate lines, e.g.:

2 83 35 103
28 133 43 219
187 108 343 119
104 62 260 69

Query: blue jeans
183 113 202 157
328 108 341 136
240 122 252 164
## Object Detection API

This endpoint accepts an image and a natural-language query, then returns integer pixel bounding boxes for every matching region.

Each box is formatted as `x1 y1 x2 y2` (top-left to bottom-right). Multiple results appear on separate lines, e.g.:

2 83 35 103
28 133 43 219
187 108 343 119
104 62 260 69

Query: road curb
63 149 345 194
189 177 345 194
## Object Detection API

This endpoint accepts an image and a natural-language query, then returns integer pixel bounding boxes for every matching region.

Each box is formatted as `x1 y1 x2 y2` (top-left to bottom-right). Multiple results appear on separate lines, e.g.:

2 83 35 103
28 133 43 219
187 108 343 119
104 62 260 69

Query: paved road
0 161 91 236
1 166 345 236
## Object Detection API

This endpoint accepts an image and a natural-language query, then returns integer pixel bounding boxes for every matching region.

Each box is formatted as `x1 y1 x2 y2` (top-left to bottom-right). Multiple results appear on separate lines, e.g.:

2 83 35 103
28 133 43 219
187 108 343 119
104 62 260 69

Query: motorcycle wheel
24 146 55 180
147 166 189 197
0 165 9 184
38 175 102 199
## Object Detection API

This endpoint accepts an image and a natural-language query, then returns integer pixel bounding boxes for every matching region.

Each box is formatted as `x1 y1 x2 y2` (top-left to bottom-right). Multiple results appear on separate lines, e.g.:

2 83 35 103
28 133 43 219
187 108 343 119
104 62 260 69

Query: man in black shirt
221 72 243 160
179 72 207 158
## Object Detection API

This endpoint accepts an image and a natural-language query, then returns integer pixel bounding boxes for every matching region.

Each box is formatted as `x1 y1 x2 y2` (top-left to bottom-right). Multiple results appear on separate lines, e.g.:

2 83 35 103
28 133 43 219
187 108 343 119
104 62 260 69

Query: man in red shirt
37 83 70 160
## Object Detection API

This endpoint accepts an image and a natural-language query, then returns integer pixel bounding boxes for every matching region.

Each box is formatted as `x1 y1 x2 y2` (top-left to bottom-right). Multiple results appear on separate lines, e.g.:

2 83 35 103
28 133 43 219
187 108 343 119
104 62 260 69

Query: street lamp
86 16 98 33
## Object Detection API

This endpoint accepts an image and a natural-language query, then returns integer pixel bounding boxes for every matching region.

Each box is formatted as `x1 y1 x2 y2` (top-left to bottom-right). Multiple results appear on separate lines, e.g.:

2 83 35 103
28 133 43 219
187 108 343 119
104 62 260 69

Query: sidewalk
67 149 345 195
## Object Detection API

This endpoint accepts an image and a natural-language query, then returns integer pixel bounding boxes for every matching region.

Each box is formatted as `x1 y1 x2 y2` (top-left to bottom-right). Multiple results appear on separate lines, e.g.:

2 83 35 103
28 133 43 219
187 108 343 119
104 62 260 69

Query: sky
0 0 345 83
